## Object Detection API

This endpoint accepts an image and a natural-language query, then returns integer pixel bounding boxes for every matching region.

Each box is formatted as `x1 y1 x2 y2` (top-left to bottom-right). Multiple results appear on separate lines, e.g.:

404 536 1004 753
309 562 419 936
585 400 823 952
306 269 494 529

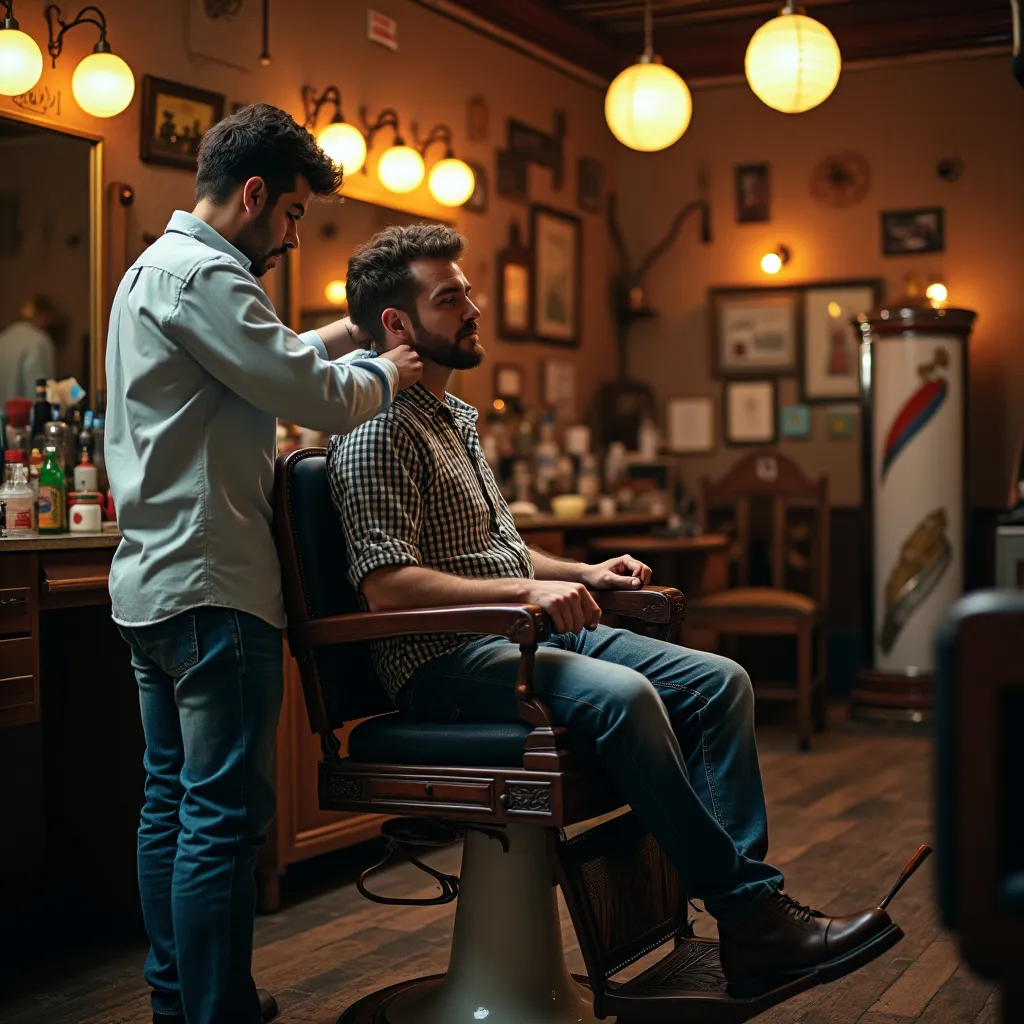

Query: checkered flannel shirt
327 383 535 700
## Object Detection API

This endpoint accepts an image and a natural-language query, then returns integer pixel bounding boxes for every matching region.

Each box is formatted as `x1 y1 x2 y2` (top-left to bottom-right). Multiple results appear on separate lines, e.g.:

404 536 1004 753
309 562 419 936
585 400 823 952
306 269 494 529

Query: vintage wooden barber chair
273 447 905 1023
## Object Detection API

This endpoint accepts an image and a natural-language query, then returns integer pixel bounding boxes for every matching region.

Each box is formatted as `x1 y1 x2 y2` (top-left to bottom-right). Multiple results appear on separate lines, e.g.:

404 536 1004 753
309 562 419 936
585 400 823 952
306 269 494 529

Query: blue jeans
118 607 283 1024
398 625 784 925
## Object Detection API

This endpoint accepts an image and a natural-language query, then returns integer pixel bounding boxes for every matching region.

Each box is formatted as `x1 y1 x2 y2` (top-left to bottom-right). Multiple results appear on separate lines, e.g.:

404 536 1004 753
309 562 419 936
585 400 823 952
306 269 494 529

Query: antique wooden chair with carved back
687 449 830 751
273 447 857 1023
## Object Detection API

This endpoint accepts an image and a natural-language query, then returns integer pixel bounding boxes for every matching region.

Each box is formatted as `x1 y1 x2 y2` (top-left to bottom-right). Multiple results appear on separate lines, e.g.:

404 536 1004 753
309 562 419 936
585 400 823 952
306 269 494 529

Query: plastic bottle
73 448 99 492
38 445 66 534
0 451 37 534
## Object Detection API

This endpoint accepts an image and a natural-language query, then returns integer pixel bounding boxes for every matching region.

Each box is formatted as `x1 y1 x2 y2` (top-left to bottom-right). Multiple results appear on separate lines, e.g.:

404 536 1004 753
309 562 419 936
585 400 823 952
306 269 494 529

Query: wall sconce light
760 244 790 275
302 84 367 175
361 106 424 194
324 279 348 307
45 4 134 117
413 122 475 207
0 1 43 96
925 279 948 307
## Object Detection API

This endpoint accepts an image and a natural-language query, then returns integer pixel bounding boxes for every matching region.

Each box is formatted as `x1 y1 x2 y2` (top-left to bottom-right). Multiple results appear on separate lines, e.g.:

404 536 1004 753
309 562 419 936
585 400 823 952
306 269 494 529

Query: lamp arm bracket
302 84 342 130
635 199 710 282
360 106 402 146
45 4 110 65
411 122 452 157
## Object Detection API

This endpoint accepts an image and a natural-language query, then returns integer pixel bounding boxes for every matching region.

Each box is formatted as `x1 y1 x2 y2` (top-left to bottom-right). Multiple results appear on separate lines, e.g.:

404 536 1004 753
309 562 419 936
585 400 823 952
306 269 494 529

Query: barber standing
104 104 421 1024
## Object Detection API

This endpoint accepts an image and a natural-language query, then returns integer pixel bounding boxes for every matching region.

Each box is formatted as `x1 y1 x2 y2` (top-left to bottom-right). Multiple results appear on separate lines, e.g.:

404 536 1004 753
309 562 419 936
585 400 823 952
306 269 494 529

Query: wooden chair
935 591 1024 1023
687 449 829 750
272 447 884 1023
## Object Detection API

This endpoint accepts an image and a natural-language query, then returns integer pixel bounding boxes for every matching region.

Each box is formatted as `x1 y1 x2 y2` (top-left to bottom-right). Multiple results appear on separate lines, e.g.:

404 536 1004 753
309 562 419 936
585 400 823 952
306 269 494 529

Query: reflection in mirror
0 116 95 408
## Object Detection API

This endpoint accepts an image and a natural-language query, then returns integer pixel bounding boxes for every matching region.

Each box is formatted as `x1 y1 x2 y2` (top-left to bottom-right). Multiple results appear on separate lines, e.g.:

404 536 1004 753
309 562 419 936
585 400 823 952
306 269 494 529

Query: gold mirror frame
0 107 104 394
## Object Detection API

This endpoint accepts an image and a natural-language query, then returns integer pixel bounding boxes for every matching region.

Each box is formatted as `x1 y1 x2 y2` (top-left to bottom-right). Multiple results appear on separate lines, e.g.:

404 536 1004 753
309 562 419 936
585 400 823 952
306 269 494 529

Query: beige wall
0 0 618 419
615 53 1024 507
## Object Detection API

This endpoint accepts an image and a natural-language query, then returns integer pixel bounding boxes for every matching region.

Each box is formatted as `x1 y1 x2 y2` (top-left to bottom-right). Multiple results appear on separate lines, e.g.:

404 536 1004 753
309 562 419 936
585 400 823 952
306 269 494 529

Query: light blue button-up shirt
104 211 397 629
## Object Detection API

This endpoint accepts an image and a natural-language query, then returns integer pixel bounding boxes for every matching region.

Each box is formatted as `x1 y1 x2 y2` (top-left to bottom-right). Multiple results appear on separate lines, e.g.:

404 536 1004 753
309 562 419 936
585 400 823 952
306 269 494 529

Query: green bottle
38 444 66 533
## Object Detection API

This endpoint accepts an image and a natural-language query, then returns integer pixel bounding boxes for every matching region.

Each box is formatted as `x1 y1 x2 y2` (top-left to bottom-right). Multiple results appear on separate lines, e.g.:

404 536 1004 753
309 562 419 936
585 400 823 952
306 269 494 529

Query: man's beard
235 208 286 278
408 315 485 370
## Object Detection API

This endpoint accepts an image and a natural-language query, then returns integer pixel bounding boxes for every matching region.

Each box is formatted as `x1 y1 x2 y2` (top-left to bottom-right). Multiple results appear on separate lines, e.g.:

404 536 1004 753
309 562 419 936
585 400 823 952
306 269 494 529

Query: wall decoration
541 359 577 419
711 287 800 377
496 149 528 203
666 395 715 453
810 150 871 208
825 405 857 441
779 403 812 440
496 221 532 341
140 76 225 170
507 111 566 187
466 94 489 141
493 363 524 403
577 157 603 214
464 163 488 214
724 380 777 445
881 207 945 255
735 163 770 223
881 346 949 479
802 279 881 402
531 205 581 346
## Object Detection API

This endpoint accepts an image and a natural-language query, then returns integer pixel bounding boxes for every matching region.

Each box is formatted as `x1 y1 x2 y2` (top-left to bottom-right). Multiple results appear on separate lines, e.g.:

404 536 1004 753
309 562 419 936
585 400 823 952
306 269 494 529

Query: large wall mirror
0 111 102 409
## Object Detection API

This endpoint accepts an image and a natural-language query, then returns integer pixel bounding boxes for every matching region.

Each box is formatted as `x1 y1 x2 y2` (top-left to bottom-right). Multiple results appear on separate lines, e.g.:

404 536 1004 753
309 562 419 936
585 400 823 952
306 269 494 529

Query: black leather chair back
274 447 392 733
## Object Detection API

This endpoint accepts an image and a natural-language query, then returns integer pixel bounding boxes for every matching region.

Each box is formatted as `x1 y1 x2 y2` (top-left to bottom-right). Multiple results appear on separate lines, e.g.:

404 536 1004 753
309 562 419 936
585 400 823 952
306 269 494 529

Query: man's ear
381 307 412 344
241 176 267 216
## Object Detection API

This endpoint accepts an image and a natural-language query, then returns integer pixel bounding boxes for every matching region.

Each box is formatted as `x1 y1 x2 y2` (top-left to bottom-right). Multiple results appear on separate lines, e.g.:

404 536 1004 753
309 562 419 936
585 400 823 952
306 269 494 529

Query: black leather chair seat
348 713 535 767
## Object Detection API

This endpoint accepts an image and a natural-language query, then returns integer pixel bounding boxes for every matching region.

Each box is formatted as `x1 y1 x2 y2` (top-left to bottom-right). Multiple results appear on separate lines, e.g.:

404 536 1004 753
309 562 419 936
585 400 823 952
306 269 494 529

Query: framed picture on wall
880 207 944 255
140 76 225 170
531 205 581 346
724 380 777 445
735 163 770 223
496 221 532 340
710 287 800 377
666 395 715 453
464 162 488 214
802 279 882 402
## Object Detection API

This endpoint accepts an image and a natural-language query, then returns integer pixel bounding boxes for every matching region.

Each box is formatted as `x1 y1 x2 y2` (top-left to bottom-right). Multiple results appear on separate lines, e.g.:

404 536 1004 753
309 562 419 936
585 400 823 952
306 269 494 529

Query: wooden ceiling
441 0 1013 82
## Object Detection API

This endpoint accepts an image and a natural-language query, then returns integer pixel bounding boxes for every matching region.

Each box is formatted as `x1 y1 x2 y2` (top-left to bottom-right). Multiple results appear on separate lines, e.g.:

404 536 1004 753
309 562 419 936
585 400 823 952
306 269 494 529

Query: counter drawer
0 636 38 726
0 587 32 635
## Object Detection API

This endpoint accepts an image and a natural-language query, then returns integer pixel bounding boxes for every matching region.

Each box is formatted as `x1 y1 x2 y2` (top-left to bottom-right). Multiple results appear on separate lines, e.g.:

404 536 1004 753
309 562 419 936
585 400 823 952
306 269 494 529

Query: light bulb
428 157 475 206
0 25 43 96
925 282 948 307
605 60 692 151
761 252 783 275
745 10 841 114
377 144 425 194
324 279 347 306
72 50 135 117
827 301 842 318
317 121 366 175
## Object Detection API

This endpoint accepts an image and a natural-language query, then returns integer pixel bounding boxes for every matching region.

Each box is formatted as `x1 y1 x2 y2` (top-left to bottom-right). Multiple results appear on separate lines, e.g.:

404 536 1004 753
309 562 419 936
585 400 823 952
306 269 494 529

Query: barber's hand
580 555 652 591
523 580 602 634
378 344 423 391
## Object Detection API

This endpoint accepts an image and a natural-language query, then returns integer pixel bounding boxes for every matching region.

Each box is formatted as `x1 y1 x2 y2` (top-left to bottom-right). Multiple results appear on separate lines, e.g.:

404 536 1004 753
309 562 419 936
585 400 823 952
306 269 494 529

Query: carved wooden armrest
590 585 685 624
289 603 550 652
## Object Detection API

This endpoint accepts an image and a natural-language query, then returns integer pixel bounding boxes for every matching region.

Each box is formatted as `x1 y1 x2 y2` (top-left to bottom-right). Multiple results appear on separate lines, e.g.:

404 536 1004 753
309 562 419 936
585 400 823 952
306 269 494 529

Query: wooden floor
0 712 1000 1023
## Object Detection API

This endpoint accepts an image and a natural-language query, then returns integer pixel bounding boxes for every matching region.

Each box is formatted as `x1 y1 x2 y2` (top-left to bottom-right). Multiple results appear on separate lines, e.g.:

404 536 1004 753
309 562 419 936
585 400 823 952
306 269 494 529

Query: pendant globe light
0 1 43 97
604 0 692 152
745 2 841 114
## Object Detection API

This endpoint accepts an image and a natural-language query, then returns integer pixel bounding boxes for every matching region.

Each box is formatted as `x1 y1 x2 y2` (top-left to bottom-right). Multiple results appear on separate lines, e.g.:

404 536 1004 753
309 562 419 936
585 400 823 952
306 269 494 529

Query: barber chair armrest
590 585 685 624
289 603 550 651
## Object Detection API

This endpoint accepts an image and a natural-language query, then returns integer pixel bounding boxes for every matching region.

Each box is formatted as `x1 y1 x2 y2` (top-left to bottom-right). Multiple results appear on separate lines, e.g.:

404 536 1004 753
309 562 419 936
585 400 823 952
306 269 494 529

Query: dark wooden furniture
935 591 1024 1024
272 446 897 1021
687 449 830 750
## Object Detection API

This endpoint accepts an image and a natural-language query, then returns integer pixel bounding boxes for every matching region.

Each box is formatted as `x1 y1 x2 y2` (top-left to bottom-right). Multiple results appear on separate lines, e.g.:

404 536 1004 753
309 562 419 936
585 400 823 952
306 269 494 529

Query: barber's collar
164 211 252 273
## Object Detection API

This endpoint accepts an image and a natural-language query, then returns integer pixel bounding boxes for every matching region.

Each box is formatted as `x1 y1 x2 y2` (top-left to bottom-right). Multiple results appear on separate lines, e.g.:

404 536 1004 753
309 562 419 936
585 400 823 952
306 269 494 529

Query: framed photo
802 279 882 402
711 287 800 377
735 163 770 223
464 162 488 214
666 396 715 453
541 359 577 419
493 363 524 402
881 207 944 255
531 205 581 346
779 403 812 440
825 404 857 441
496 149 528 203
496 222 532 340
141 76 224 170
577 156 603 214
724 380 777 446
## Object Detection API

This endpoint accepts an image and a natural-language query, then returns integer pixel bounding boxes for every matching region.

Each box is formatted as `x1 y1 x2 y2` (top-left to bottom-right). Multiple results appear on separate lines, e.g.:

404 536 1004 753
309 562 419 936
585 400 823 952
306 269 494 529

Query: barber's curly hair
346 223 467 345
195 103 344 205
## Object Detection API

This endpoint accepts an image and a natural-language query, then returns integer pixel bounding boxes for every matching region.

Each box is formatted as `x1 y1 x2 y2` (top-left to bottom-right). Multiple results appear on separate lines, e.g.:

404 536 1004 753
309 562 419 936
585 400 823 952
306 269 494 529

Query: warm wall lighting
0 1 43 96
605 0 691 151
324 279 347 306
760 244 790 274
744 2 841 114
361 106 425 194
302 85 367 175
46 4 135 117
413 123 475 206
926 281 948 307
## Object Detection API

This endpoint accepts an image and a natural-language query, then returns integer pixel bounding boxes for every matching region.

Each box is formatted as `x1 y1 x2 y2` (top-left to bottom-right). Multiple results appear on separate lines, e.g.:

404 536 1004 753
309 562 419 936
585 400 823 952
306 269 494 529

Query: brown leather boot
718 891 901 997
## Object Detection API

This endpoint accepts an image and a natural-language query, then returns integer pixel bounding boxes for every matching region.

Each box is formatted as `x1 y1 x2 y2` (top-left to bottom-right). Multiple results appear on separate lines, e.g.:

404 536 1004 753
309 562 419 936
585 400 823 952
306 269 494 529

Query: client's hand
523 580 602 634
580 555 652 591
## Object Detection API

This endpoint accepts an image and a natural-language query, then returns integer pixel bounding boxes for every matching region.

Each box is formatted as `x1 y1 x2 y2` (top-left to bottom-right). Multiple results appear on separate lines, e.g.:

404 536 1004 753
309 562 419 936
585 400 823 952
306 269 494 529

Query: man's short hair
346 223 467 345
195 103 344 206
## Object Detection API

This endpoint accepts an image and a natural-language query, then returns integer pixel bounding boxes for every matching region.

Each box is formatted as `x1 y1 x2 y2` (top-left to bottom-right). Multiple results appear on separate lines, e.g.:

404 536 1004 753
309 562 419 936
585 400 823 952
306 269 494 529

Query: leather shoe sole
727 922 904 999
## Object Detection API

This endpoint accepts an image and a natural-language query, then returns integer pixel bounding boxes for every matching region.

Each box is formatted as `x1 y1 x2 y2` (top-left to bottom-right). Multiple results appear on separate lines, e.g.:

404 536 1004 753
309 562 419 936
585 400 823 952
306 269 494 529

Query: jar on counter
68 491 103 533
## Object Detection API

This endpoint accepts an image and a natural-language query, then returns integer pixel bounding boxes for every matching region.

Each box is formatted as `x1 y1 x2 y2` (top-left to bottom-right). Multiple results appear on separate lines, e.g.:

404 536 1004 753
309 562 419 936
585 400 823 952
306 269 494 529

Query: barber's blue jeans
398 625 784 925
117 608 283 1024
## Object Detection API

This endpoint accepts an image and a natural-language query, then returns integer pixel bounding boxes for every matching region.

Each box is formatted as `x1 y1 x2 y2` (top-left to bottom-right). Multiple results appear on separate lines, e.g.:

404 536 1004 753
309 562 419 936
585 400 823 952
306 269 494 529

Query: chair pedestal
385 824 604 1024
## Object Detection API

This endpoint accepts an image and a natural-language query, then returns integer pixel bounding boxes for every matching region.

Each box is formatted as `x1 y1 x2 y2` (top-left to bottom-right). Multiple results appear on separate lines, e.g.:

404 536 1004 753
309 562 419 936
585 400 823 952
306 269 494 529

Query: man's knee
602 665 671 730
708 655 755 719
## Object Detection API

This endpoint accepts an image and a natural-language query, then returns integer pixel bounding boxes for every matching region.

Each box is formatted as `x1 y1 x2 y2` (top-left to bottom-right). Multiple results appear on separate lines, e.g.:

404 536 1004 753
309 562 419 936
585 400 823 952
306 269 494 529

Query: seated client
327 223 891 996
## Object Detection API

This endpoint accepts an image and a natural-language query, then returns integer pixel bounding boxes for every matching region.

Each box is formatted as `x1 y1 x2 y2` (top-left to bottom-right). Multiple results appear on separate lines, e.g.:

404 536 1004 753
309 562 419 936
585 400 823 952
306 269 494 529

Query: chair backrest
273 447 392 734
700 448 829 604
934 590 1024 984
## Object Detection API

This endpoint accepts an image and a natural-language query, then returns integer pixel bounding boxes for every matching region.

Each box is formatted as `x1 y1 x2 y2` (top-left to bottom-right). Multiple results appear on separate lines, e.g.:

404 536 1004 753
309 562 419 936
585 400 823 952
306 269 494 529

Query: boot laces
773 891 821 923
